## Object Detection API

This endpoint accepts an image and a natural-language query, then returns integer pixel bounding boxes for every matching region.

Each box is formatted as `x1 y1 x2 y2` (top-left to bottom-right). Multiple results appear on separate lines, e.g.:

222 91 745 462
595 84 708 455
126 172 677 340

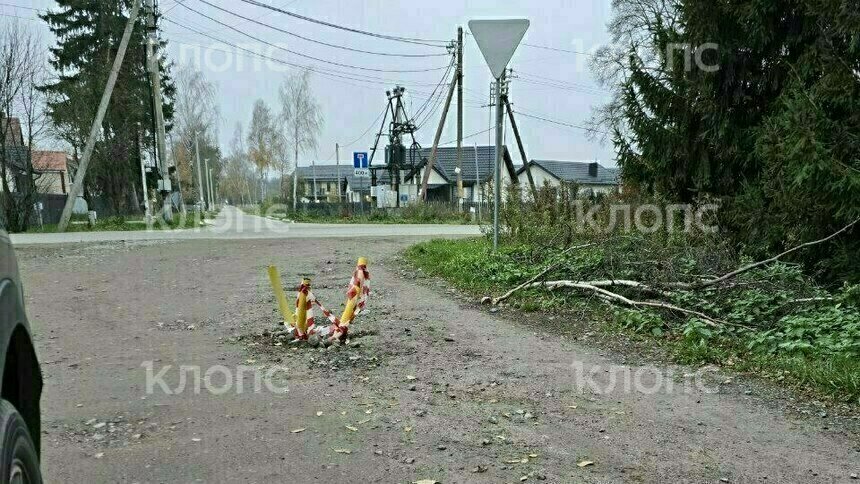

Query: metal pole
493 77 503 251
140 152 151 223
312 157 317 202
57 0 141 232
336 143 341 202
195 134 205 209
208 168 215 208
204 159 211 210
292 156 298 211
456 27 464 205
474 142 480 221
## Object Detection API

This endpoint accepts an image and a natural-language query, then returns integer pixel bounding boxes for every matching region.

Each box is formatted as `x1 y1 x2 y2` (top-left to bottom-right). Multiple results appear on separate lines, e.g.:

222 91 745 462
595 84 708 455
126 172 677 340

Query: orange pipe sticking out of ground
295 278 312 339
330 257 370 341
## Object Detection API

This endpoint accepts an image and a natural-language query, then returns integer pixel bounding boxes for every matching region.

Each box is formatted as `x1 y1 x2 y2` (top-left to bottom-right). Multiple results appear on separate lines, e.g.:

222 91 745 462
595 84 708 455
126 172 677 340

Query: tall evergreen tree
41 0 175 214
593 0 860 280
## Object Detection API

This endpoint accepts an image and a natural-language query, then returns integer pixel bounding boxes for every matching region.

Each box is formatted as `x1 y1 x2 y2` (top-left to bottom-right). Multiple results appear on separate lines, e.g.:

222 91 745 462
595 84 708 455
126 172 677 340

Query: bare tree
219 123 255 205
247 99 276 203
171 66 219 203
271 130 291 202
278 71 322 209
0 21 49 232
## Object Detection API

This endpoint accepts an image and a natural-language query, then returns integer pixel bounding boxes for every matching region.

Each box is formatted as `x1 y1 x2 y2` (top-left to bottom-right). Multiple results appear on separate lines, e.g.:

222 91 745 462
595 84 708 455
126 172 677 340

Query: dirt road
16 236 859 483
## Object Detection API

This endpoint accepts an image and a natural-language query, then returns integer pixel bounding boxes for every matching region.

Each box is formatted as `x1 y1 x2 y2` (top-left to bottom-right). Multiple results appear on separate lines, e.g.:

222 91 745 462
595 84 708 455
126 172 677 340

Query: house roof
1 117 23 146
296 145 527 190
521 160 620 185
32 151 68 172
375 145 517 184
295 164 372 191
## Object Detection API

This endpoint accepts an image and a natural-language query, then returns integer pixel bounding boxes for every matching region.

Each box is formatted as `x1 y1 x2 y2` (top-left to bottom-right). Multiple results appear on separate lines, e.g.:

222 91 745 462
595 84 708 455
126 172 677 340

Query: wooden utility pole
503 95 537 199
57 0 141 232
456 26 464 204
420 42 457 201
145 0 172 222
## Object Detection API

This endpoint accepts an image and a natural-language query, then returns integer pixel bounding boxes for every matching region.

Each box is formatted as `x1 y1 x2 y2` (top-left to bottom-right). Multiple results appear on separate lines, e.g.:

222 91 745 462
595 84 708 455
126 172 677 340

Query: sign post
353 152 369 213
468 19 529 251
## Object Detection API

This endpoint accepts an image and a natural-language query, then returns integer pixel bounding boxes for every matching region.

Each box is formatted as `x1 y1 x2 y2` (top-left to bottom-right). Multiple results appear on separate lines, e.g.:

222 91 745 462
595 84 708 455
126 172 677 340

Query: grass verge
404 237 860 404
26 210 218 233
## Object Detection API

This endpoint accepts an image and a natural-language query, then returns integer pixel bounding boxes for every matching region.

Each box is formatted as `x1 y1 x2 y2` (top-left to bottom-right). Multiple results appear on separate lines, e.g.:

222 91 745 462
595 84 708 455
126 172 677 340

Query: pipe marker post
295 278 312 338
267 266 293 327
331 257 370 340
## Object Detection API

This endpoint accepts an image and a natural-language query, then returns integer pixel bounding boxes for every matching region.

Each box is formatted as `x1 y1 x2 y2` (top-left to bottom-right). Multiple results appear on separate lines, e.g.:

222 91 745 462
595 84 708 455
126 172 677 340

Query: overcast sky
12 0 616 167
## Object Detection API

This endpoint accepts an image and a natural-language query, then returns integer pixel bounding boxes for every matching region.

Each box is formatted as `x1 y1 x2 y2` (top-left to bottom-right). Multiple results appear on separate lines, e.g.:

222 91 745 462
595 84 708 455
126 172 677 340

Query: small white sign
354 168 370 178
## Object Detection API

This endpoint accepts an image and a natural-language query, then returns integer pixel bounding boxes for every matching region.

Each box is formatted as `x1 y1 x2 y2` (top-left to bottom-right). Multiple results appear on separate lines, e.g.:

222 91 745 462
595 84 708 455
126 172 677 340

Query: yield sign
468 19 530 79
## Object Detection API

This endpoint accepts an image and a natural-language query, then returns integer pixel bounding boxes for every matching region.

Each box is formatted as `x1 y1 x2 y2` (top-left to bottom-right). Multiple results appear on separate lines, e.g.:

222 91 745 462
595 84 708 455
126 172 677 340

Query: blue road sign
353 152 368 169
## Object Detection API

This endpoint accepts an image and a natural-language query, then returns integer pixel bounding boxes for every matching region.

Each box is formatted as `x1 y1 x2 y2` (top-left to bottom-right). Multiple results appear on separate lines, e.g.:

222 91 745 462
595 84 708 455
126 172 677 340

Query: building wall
516 165 619 198
37 171 67 195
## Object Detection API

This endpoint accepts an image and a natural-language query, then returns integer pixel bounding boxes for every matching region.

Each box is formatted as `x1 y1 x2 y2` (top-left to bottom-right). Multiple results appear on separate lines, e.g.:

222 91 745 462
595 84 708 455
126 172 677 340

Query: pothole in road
237 327 390 374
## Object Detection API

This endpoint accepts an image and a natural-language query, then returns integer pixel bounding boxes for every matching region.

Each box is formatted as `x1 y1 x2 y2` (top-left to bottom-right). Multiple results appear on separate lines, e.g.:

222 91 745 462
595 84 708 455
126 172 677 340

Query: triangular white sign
468 19 530 79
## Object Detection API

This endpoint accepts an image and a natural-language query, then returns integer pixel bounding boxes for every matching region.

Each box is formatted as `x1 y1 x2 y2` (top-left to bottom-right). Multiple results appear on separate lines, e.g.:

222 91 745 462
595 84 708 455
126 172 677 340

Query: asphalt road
10 206 481 245
14 230 860 483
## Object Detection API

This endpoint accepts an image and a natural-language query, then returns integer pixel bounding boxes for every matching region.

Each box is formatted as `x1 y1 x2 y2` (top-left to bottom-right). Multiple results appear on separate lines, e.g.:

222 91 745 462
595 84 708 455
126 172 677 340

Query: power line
412 59 454 123
195 0 449 58
162 0 188 15
0 2 39 11
174 2 451 73
516 77 608 96
439 126 493 146
515 71 609 94
522 42 595 57
165 20 454 88
238 0 449 47
513 109 606 135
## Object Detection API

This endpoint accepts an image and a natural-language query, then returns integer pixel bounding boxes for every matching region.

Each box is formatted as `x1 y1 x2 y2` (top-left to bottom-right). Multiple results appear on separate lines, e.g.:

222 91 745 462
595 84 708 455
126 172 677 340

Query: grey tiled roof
523 160 619 185
374 145 517 184
297 145 522 189
295 164 372 191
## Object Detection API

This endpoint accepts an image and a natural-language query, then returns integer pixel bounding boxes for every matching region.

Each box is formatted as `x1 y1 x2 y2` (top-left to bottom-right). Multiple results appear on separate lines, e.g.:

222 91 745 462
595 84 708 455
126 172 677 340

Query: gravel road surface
14 219 859 483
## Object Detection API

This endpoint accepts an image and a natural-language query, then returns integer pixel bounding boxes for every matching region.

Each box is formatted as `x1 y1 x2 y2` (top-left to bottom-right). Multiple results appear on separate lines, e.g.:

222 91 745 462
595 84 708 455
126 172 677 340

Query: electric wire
174 2 451 73
195 0 449 58
238 0 449 47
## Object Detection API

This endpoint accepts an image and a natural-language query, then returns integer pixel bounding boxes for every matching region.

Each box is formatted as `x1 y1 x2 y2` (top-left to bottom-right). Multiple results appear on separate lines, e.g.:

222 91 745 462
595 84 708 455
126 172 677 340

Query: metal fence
266 200 492 223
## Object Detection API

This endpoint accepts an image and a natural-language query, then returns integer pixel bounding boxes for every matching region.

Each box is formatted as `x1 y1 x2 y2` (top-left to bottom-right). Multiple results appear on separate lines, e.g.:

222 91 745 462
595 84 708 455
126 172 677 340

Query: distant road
10 205 481 245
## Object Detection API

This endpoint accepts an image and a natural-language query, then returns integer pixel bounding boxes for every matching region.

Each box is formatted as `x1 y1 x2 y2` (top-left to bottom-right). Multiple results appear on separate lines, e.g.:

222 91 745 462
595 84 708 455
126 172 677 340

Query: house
295 164 371 203
32 151 69 195
1 116 29 193
371 145 519 207
516 159 620 197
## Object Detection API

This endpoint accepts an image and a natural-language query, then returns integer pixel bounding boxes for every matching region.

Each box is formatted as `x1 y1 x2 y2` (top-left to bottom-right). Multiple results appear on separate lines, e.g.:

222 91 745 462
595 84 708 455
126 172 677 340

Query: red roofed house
32 151 69 194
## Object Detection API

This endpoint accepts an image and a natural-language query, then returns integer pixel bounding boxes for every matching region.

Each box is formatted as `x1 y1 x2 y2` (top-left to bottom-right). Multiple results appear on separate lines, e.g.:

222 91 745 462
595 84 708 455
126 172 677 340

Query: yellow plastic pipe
338 257 367 329
295 278 311 336
267 265 293 327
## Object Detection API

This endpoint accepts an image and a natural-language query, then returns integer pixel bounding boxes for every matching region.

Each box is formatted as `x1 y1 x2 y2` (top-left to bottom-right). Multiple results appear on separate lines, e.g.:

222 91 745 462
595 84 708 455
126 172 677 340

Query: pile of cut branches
490 218 860 332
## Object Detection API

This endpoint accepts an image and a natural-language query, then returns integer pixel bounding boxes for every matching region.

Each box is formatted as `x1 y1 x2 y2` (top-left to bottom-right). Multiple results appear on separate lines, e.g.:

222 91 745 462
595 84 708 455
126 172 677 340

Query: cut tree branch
491 243 596 305
690 217 859 289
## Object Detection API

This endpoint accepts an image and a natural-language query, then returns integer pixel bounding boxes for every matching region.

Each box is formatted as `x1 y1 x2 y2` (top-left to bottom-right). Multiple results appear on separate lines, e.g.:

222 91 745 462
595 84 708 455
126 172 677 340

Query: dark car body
0 229 42 456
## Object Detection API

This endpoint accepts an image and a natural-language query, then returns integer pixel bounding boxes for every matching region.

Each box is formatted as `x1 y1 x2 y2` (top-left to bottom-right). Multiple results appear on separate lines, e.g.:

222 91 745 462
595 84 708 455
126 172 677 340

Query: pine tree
41 0 175 214
593 0 860 280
